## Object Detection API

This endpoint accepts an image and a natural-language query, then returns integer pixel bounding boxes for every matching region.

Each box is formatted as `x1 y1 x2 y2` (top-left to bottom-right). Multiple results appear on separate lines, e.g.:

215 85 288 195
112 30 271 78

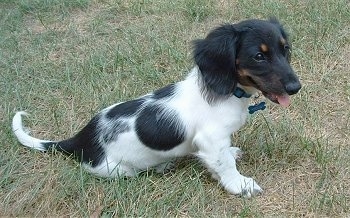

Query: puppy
12 18 301 197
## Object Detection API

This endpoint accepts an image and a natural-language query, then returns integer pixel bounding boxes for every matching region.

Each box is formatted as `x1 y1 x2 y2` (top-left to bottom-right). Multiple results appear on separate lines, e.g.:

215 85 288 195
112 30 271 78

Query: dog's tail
12 111 78 153
12 111 104 166
12 111 56 151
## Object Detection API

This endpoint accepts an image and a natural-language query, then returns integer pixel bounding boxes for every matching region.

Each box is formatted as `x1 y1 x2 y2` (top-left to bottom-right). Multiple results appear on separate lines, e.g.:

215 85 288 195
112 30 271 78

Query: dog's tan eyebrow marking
238 69 250 76
260 44 269 52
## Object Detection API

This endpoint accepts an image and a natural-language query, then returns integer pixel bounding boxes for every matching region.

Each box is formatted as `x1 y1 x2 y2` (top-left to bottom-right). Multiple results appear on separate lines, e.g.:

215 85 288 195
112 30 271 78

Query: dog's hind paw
154 161 175 174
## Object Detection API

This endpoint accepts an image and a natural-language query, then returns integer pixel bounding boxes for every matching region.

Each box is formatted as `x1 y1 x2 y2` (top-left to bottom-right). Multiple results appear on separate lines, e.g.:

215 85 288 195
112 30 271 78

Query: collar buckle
233 87 252 98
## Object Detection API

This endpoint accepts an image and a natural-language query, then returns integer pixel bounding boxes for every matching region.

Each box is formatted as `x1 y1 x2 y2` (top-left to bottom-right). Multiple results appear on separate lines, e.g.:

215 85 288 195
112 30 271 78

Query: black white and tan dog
12 18 301 197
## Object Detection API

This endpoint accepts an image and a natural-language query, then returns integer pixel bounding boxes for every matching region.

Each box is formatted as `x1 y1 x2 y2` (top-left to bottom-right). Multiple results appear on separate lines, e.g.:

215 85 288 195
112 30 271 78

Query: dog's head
193 18 301 106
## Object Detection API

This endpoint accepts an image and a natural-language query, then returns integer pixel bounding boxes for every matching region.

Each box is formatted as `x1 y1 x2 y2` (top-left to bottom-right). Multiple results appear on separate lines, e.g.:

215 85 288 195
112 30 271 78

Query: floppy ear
193 24 240 101
269 17 289 40
269 17 291 62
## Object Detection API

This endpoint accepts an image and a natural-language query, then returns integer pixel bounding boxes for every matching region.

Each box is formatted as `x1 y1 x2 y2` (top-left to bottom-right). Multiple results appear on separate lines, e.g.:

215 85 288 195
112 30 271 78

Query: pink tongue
276 95 290 107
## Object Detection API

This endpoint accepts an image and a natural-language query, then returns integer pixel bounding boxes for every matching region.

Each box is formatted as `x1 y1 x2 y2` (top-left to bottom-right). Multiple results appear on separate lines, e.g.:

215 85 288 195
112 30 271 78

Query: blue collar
232 87 252 98
233 87 266 114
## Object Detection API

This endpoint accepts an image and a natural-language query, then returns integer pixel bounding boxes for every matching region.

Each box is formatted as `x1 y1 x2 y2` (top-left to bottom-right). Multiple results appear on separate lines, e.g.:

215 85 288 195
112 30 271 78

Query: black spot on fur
42 115 104 167
152 84 176 99
135 104 185 151
107 98 145 119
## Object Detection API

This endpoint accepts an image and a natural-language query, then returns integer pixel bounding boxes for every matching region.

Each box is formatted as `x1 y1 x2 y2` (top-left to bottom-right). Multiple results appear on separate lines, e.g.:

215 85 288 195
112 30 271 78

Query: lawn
0 0 349 217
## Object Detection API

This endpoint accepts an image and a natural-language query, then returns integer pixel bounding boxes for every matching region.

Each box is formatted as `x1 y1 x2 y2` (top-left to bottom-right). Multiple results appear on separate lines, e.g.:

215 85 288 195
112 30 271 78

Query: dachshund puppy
12 18 301 197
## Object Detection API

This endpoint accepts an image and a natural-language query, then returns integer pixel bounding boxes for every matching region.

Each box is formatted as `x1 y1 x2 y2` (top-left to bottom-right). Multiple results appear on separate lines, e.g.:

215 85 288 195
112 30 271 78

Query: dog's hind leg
153 160 176 174
82 159 138 178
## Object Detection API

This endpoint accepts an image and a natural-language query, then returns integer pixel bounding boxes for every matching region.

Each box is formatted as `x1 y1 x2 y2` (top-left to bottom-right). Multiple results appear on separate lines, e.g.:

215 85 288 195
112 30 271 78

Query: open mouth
262 92 291 107
246 76 292 107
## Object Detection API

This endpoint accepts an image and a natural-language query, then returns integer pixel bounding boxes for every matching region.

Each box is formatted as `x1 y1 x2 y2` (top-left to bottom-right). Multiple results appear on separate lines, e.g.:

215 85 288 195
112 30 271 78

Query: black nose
285 82 301 95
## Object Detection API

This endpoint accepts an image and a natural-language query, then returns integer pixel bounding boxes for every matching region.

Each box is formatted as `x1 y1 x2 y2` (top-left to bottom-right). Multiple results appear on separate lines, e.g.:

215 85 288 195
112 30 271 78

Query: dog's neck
235 84 258 98
235 84 266 114
188 67 265 114
232 87 252 99
190 66 259 104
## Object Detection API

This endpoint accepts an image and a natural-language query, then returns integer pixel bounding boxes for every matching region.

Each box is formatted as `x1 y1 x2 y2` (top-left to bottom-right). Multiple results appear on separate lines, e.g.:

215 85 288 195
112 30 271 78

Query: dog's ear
269 17 289 40
269 17 291 61
193 24 240 101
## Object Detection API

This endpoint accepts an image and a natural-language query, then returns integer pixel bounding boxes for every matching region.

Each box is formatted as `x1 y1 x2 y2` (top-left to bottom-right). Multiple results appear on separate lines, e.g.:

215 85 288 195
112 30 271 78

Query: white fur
12 111 50 151
12 67 262 197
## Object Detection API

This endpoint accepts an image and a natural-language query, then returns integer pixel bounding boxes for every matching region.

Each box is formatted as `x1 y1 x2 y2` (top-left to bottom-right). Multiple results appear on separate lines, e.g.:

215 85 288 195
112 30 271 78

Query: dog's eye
254 52 266 62
283 44 291 61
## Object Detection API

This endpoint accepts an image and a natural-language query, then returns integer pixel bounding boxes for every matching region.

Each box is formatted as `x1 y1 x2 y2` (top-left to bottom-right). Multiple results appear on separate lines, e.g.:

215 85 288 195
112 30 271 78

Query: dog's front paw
224 176 263 198
228 147 243 161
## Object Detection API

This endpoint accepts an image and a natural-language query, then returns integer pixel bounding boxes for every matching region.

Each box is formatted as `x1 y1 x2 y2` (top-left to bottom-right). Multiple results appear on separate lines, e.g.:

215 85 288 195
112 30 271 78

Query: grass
0 0 349 216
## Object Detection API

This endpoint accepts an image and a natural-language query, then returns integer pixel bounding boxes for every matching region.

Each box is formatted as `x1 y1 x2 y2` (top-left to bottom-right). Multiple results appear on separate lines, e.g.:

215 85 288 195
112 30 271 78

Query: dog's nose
285 82 301 95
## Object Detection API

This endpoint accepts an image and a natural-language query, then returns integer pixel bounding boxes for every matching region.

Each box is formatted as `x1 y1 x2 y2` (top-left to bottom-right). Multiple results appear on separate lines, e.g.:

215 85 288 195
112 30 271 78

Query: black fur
193 24 240 102
269 17 289 40
107 98 145 119
152 84 176 99
193 19 301 102
135 104 185 151
43 115 105 166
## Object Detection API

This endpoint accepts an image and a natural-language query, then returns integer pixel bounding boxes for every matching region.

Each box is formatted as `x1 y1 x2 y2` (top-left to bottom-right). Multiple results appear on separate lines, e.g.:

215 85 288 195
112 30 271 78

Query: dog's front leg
194 135 262 197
